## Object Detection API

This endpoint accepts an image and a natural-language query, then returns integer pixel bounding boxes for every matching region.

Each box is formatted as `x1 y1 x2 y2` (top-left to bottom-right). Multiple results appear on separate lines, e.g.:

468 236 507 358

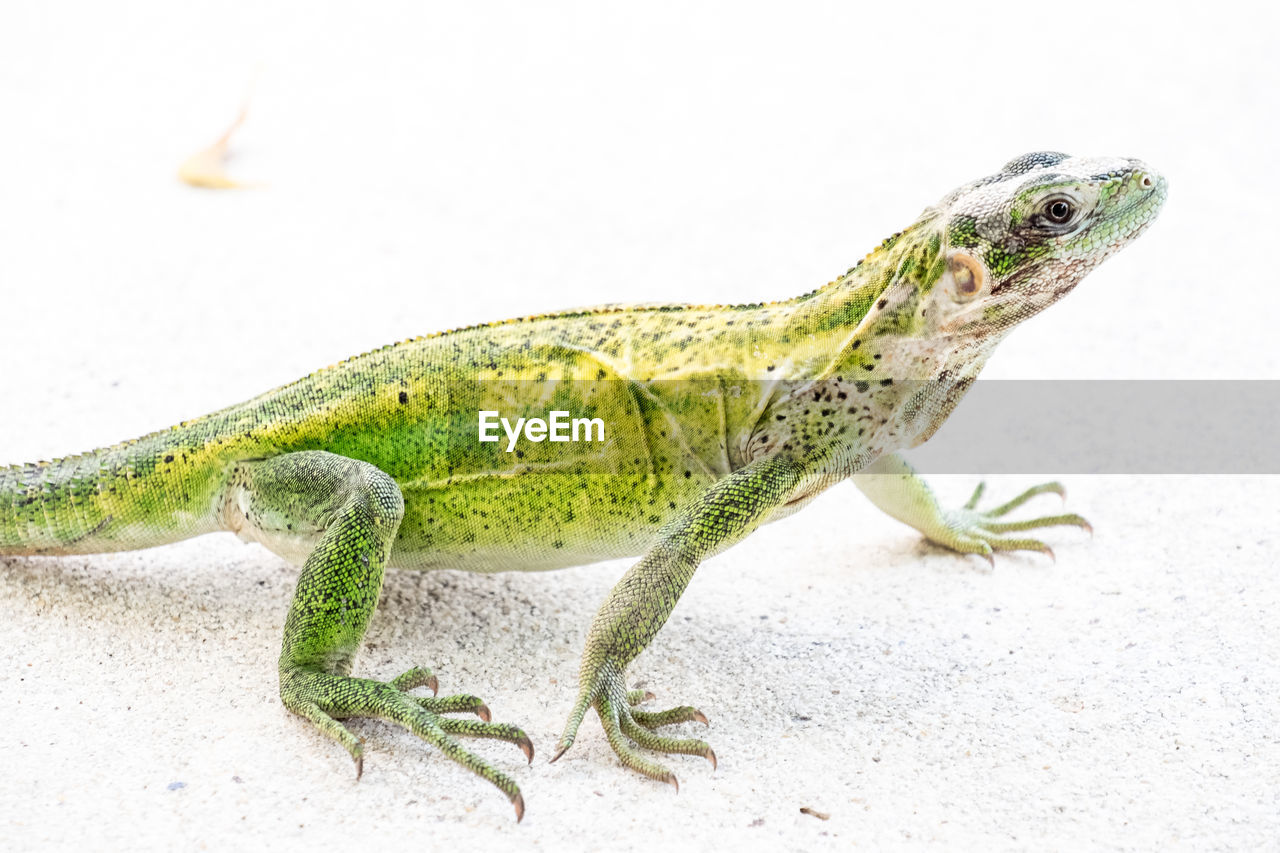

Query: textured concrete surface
2 2 1277 850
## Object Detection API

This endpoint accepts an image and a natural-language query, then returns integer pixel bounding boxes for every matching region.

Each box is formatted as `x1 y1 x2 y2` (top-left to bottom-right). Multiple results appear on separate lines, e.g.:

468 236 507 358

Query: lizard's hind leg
224 451 530 821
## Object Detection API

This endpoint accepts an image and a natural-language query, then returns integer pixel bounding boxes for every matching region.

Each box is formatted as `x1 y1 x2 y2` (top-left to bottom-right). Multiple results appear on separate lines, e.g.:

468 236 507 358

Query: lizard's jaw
1107 171 1167 251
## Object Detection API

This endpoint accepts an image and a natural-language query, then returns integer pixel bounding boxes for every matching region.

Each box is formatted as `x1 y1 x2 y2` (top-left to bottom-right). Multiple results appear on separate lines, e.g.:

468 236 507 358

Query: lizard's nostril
1139 174 1154 189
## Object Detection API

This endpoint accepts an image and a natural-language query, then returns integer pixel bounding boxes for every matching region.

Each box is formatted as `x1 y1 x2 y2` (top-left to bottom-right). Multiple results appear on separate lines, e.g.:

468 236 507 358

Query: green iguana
0 152 1166 820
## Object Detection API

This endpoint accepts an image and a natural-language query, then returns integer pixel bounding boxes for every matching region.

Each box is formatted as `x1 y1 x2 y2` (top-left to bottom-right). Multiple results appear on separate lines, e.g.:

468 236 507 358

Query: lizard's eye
1044 199 1074 224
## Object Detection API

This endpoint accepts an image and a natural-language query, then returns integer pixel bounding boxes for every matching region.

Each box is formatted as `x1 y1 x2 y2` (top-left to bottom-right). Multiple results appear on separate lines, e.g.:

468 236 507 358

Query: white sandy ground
1 2 1278 850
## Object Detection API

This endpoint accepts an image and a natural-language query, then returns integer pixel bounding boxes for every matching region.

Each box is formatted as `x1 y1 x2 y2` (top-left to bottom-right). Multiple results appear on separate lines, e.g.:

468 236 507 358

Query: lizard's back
0 300 794 567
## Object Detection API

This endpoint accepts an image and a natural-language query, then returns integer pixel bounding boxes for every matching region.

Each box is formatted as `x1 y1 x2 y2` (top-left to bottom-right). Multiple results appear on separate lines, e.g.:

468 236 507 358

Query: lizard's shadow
2 538 827 731
1 540 295 642
0 537 583 655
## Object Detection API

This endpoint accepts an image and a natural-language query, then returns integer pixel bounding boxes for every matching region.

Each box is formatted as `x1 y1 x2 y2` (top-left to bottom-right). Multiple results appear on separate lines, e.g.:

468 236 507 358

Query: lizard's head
915 151 1166 338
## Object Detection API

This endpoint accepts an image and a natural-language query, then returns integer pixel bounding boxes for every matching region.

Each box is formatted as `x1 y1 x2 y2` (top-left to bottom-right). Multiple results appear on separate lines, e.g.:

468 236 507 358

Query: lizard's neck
767 219 946 377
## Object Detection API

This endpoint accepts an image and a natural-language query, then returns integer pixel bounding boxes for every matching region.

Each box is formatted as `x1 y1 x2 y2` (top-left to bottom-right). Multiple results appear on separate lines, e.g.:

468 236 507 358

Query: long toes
413 693 490 719
389 666 438 695
435 718 535 764
986 536 1055 560
986 481 1066 516
610 738 680 787
620 713 715 765
551 686 596 762
600 703 680 786
288 670 526 818
963 481 987 510
289 698 366 769
401 715 524 809
631 705 709 729
979 513 1091 534
941 535 996 565
952 537 996 567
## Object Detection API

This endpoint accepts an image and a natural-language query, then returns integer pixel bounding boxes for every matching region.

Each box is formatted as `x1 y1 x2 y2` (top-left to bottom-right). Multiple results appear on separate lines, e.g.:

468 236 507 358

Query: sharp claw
354 754 363 781
549 744 569 764
427 675 439 696
665 772 679 794
692 710 709 725
705 747 717 770
476 703 492 722
643 691 656 702
1082 520 1094 537
513 792 525 823
518 736 535 764
980 551 995 569
1043 545 1056 563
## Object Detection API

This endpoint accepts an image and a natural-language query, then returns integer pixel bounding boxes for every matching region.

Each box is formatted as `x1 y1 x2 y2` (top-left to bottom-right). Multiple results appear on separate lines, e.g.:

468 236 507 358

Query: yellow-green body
0 223 949 569
0 152 1167 821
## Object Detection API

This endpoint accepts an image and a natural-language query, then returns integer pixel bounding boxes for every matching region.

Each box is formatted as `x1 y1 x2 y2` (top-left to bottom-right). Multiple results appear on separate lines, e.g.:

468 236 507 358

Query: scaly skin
0 152 1166 819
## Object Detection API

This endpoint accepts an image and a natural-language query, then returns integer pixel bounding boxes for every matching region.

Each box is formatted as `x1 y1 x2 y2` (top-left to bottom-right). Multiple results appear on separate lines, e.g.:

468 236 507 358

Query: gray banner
444 379 1280 475
907 380 1280 474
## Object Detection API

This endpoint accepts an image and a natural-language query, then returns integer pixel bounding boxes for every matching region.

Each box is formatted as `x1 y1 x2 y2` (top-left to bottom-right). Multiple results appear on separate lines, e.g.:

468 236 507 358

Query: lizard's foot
281 664 532 821
248 453 530 819
933 481 1091 564
550 663 714 789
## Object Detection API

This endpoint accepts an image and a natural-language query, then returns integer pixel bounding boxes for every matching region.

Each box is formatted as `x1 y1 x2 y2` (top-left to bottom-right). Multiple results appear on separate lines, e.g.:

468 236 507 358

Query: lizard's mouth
1101 171 1168 251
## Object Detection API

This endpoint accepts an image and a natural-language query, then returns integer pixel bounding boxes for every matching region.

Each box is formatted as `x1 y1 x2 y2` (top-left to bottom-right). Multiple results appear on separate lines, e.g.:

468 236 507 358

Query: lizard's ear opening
941 251 986 303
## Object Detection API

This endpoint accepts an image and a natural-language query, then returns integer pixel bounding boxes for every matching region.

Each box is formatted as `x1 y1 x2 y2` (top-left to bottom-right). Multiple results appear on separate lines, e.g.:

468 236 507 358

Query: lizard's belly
389 449 714 573
388 537 645 573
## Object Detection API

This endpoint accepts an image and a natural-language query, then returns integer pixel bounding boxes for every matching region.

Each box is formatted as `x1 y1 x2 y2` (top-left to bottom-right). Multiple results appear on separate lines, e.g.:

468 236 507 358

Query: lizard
0 151 1166 821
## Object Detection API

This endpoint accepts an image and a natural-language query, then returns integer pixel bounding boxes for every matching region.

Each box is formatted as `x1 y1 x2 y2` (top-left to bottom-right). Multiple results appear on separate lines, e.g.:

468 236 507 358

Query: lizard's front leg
225 451 531 820
853 452 1091 562
551 456 804 786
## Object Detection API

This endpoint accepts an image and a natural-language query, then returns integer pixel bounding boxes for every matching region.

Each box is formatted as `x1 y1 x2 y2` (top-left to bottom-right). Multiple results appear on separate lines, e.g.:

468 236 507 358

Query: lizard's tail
0 436 226 557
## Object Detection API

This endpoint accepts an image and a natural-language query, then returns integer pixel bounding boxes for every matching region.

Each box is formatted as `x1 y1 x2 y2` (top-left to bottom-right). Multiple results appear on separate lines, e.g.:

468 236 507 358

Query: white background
1 2 1277 850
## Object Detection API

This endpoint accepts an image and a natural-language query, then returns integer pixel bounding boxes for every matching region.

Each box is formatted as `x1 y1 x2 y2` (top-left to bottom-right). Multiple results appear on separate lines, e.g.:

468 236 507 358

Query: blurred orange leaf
178 107 250 189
